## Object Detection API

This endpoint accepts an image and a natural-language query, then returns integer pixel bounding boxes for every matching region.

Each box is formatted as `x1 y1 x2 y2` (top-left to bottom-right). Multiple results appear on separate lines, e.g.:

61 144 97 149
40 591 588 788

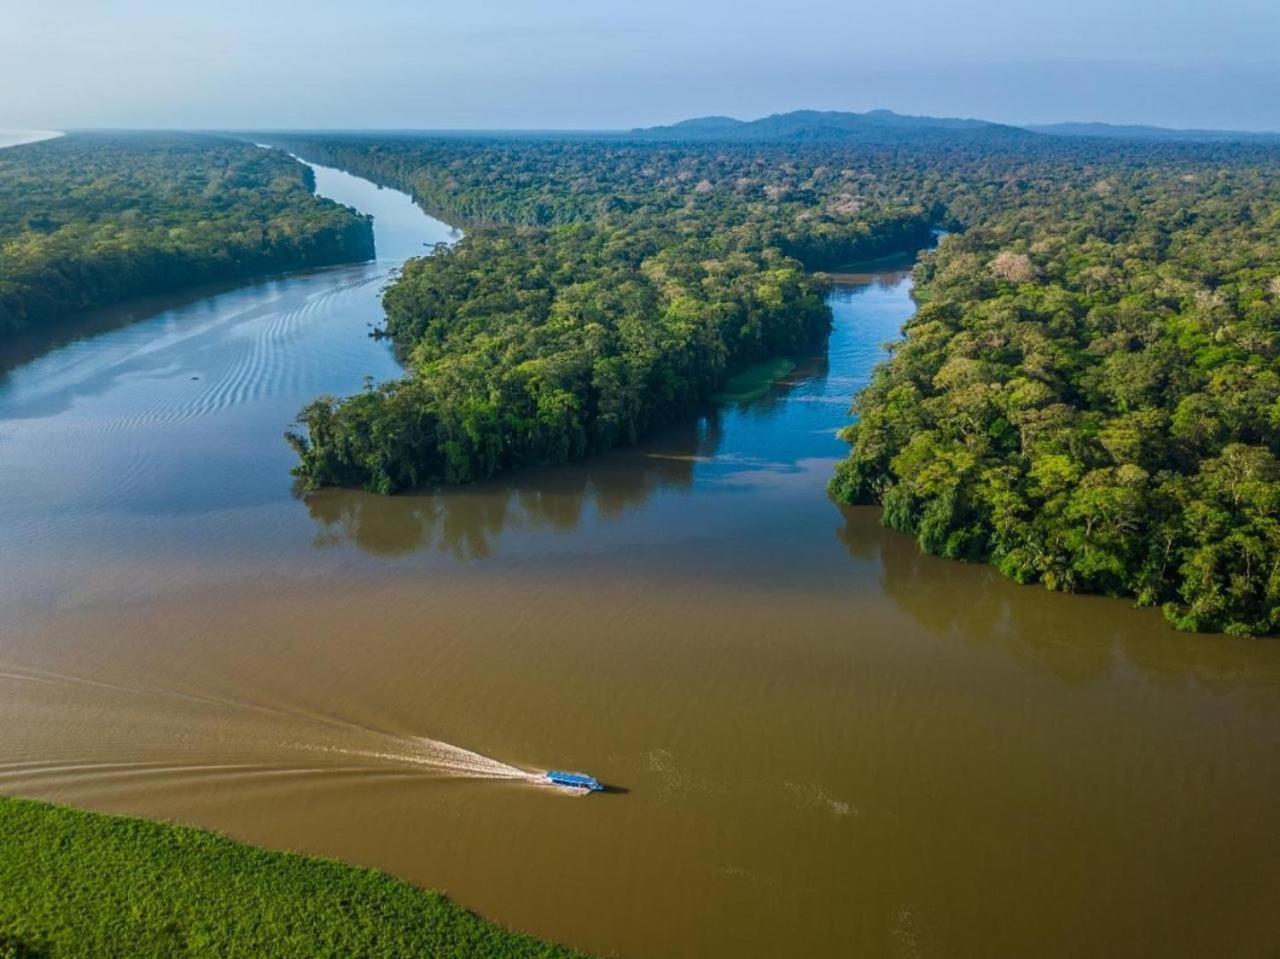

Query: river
1 153 1279 958
0 130 62 149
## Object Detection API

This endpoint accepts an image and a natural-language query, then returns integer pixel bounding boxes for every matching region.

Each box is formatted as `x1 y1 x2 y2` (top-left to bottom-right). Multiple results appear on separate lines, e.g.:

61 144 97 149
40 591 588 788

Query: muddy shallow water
1 157 1278 958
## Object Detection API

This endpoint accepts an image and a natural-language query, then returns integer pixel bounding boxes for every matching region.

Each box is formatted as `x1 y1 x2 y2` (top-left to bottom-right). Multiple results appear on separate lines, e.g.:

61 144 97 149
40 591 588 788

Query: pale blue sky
3 0 1279 130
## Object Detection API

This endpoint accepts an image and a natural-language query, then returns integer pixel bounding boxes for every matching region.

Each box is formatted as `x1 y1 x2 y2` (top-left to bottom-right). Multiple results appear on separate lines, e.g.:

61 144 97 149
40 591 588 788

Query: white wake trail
0 660 547 788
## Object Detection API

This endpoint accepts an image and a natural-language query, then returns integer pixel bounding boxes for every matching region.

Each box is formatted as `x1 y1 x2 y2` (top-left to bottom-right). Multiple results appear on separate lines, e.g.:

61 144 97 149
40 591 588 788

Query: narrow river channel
1 150 1278 958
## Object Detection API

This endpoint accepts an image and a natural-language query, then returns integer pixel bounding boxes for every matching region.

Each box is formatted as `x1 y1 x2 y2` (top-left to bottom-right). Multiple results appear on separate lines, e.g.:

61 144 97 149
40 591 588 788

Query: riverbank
3 153 1278 955
0 796 582 958
0 133 374 338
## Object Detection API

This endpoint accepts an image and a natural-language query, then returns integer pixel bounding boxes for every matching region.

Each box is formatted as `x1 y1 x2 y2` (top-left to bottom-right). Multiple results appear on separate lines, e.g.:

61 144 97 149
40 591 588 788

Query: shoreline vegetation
264 134 931 493
0 132 374 338
828 161 1280 636
267 126 1279 634
0 796 583 959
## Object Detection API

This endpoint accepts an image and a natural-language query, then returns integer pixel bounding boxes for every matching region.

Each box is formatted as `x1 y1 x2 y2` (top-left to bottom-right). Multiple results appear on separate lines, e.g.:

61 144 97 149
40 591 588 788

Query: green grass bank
0 796 584 958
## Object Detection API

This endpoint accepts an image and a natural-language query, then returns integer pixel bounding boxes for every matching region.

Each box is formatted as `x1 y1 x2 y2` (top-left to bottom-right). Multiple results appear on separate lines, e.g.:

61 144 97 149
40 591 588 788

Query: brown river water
1 152 1279 958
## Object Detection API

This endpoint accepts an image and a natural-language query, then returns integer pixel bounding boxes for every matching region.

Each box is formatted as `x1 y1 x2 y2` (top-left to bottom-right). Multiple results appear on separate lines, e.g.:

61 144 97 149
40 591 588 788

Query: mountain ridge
1026 121 1280 142
632 109 1032 141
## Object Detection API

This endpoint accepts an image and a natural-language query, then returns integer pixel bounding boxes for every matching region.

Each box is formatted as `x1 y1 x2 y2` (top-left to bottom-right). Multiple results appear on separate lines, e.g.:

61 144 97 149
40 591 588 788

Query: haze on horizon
3 0 1279 133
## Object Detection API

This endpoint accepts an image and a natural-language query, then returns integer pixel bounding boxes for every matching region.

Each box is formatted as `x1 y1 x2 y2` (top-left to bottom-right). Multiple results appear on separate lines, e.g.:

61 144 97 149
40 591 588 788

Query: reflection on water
303 416 722 559
297 268 914 567
0 158 455 608
3 163 1280 959
841 503 1280 693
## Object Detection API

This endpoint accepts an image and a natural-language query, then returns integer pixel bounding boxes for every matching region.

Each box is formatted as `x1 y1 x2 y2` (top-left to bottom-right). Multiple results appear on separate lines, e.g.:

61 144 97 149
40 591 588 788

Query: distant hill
1026 121 1280 142
632 109 1033 142
658 116 746 133
632 111 1280 146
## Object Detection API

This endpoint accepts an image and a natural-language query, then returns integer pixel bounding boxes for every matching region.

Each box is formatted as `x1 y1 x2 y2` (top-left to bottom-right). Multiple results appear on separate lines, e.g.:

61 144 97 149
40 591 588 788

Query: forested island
269 118 1280 634
269 133 925 490
0 133 374 336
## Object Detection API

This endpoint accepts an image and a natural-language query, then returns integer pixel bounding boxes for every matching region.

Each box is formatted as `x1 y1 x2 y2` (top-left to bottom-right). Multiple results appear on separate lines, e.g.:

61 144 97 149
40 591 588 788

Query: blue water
0 154 916 610
4 152 1277 959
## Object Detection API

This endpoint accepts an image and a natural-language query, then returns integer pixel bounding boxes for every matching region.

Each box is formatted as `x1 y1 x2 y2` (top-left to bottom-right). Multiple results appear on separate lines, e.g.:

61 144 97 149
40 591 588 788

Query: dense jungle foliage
273 134 913 491
287 221 829 490
0 133 373 335
269 131 1280 633
830 156 1280 635
258 133 938 264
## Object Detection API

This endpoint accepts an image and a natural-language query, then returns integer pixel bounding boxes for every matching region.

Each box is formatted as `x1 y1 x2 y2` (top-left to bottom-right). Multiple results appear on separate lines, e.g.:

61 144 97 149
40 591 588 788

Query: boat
545 770 604 792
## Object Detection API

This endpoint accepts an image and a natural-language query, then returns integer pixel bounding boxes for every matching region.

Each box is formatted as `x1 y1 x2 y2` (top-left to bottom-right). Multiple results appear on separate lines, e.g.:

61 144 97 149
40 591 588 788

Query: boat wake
283 737 544 783
0 660 550 792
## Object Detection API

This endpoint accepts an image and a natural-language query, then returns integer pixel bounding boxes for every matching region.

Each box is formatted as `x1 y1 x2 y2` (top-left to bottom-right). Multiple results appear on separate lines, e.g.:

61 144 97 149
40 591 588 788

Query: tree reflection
301 414 724 560
835 502 1280 693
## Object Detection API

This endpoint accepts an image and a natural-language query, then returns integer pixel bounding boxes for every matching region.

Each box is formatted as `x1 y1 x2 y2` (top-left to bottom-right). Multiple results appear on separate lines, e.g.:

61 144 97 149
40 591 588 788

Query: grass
712 357 796 404
0 796 585 958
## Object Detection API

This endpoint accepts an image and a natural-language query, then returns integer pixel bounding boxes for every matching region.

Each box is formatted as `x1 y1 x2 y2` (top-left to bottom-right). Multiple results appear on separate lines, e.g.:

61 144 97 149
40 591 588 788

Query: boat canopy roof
547 770 602 788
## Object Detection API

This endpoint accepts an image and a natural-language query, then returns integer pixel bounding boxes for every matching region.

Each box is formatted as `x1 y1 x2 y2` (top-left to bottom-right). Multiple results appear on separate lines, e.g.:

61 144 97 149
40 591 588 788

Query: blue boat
545 770 604 792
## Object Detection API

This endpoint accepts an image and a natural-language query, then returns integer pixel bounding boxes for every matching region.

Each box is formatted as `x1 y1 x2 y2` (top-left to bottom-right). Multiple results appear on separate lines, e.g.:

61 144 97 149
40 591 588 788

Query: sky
3 0 1279 132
